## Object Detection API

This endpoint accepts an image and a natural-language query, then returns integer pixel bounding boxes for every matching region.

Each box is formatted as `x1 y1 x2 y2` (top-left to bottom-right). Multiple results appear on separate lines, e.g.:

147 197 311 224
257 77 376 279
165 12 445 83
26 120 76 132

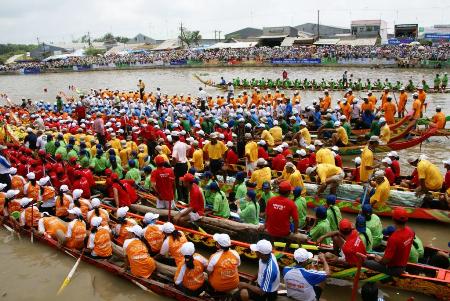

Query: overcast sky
1 0 449 44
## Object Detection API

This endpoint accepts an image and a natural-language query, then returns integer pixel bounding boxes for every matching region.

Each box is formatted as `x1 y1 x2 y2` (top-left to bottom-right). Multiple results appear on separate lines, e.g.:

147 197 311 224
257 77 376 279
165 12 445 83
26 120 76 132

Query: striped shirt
257 253 280 293
283 266 327 301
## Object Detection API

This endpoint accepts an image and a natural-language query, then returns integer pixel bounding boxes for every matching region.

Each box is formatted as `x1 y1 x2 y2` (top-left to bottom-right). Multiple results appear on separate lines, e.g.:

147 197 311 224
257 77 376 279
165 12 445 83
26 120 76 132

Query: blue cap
109 155 116 162
66 144 73 149
382 225 396 236
143 166 152 173
326 194 337 205
202 171 212 178
235 171 246 181
96 144 102 149
355 215 366 233
188 167 196 175
97 149 104 155
246 190 256 199
362 203 373 214
208 182 219 191
293 186 303 197
315 206 327 219
262 181 271 189
128 159 135 167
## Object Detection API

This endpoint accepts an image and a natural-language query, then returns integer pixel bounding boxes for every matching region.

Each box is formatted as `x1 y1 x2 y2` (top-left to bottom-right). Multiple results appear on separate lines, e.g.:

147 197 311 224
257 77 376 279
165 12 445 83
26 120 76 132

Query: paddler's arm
113 187 120 208
318 253 331 275
416 179 429 195
317 230 340 244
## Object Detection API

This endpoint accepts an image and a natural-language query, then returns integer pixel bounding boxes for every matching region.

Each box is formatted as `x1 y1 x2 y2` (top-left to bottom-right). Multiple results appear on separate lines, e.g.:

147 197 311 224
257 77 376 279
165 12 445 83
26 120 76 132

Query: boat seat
436 269 450 281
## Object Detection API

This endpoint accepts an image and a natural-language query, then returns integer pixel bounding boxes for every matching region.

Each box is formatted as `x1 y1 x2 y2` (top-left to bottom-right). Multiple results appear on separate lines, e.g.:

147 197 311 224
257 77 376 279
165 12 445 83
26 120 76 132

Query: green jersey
201 121 214 134
365 214 383 248
434 76 441 87
45 141 56 156
202 180 214 205
181 119 191 132
67 149 78 161
234 182 247 203
342 122 352 137
213 191 230 218
409 236 424 263
309 219 331 245
294 196 307 229
359 228 373 252
89 156 110 174
55 146 68 161
239 201 260 225
79 156 90 168
125 167 141 184
326 205 342 231
112 165 124 179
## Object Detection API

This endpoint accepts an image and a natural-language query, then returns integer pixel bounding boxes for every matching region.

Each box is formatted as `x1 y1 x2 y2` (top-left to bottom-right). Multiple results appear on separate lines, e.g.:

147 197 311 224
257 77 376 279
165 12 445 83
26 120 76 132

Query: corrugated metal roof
351 20 383 26
207 41 258 49
153 39 182 51
337 38 377 46
281 37 314 47
313 39 340 45
258 35 288 39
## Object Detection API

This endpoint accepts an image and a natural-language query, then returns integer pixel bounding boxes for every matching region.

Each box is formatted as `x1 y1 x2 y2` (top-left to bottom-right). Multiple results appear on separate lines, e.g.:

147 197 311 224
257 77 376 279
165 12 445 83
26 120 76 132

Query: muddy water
0 66 448 301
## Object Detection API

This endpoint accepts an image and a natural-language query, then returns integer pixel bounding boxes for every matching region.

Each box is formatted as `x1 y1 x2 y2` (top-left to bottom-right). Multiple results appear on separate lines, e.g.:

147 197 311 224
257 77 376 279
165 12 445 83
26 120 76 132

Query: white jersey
283 267 327 301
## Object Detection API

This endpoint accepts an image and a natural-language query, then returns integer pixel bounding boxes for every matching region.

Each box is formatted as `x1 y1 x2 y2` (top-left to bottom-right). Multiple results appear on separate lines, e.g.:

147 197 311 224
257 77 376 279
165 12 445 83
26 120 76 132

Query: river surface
0 66 448 301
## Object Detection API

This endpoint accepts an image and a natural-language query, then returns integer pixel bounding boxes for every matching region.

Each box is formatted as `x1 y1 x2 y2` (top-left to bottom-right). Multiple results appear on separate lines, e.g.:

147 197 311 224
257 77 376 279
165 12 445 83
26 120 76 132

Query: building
225 27 263 40
420 25 450 43
295 23 350 38
127 34 156 45
259 26 298 46
30 43 69 60
351 20 387 44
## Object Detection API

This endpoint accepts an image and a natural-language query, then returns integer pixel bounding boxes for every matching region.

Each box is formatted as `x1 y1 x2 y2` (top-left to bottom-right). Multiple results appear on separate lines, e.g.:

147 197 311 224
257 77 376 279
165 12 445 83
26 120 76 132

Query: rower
381 157 395 185
319 219 367 266
151 155 175 209
430 106 446 129
272 147 287 172
382 226 424 264
113 206 137 246
9 167 26 197
174 173 204 225
236 190 260 225
207 181 230 218
314 140 335 165
87 216 113 259
325 195 342 232
72 188 91 219
19 197 40 227
264 181 298 241
378 118 390 144
360 136 379 182
411 92 422 119
306 163 344 196
207 233 241 293
238 240 280 301
249 158 272 190
159 222 188 267
407 155 443 195
64 207 87 250
24 172 39 202
309 206 331 244
361 204 383 249
443 159 450 195
259 182 274 216
232 171 247 205
283 248 330 301
87 198 109 228
123 224 156 278
387 151 401 182
38 213 68 240
55 185 72 221
355 215 373 252
347 157 361 182
174 242 208 296
279 162 305 194
364 207 414 276
367 170 390 208
331 121 349 147
140 212 165 255
381 96 396 125
293 187 307 229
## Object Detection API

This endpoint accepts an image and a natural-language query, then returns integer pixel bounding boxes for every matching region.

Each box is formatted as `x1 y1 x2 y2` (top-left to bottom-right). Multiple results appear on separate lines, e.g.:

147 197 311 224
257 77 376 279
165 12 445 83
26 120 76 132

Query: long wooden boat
350 112 413 136
106 204 450 300
194 74 450 94
411 128 450 137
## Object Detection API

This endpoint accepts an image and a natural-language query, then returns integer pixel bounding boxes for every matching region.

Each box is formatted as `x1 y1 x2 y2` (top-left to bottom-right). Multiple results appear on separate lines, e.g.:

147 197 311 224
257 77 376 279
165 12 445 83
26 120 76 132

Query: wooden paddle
57 248 85 295
350 252 367 301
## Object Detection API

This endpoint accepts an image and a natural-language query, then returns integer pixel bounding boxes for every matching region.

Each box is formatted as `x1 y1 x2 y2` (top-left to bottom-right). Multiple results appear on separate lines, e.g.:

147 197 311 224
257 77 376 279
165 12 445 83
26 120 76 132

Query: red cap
180 173 195 183
392 207 408 222
154 155 165 166
104 168 112 176
278 181 292 193
339 218 353 232
69 157 77 163
38 149 46 155
110 173 119 181
55 153 62 160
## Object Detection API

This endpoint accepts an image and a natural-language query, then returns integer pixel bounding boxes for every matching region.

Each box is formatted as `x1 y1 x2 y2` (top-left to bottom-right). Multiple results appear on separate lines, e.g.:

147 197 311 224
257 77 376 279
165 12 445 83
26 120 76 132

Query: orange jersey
115 219 136 246
65 220 87 250
174 254 207 291
11 175 25 197
40 216 67 239
144 225 165 253
432 112 446 129
93 228 113 258
208 250 241 292
398 92 408 112
361 102 374 112
382 102 397 124
21 206 40 227
125 238 156 278
161 233 188 267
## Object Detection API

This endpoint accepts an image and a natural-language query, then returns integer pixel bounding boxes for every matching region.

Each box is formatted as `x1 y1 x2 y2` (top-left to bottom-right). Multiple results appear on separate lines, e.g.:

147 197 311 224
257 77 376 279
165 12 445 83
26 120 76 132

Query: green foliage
179 29 202 48
84 47 106 56
0 44 36 56
115 36 130 44
418 39 433 46
94 33 115 42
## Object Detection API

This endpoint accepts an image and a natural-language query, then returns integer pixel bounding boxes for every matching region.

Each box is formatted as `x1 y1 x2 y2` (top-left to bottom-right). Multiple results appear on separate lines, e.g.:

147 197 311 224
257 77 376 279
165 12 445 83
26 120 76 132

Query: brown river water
0 66 449 301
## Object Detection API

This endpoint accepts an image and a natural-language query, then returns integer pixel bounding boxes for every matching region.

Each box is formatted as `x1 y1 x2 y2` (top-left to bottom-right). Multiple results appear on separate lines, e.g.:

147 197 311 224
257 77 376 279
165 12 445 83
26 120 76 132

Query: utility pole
180 22 185 47
218 31 222 41
317 10 320 39
87 31 91 47
36 37 40 46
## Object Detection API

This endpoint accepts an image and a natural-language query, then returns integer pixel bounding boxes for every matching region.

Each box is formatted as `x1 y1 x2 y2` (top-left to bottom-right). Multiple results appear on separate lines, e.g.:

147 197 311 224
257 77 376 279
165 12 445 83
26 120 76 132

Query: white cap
281 142 289 148
60 185 69 192
180 242 196 256
127 224 144 237
274 146 283 153
306 166 317 175
90 216 102 227
273 120 279 126
369 136 380 143
73 189 83 199
256 158 267 166
67 207 82 216
143 212 159 223
387 151 398 157
0 183 6 191
117 206 129 218
382 157 392 165
331 146 339 152
250 239 273 255
37 176 50 186
307 145 315 151
226 141 233 147
314 140 323 146
294 248 313 263
296 149 307 156
352 157 361 165
91 198 101 208
339 115 347 120
213 233 231 247
374 170 385 178
5 190 20 199
407 156 419 163
9 167 17 175
258 140 266 146
334 121 341 127
161 222 175 234
299 120 307 126
20 197 33 207
379 117 386 123
27 172 36 180
443 159 450 165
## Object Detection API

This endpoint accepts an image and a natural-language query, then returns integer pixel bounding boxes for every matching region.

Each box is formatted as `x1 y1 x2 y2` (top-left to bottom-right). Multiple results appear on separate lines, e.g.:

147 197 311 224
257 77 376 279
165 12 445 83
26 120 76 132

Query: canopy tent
42 49 85 61
207 41 258 49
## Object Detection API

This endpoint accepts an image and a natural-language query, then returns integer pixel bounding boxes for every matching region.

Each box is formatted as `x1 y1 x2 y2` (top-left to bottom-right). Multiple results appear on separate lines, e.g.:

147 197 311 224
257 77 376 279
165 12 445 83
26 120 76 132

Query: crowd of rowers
0 85 449 300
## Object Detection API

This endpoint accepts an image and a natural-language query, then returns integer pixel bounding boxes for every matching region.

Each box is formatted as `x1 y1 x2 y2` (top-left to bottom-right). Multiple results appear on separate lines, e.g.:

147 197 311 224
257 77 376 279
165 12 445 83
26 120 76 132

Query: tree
94 32 115 42
179 29 202 48
116 36 130 44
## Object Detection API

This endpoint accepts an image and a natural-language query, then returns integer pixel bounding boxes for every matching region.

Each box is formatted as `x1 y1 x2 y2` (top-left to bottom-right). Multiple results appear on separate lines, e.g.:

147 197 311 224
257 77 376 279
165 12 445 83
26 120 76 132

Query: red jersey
258 147 269 160
309 153 316 166
385 167 395 185
151 167 175 201
225 150 238 165
342 230 367 266
391 160 401 178
189 184 205 216
296 158 309 174
282 149 292 157
444 170 450 191
410 169 419 188
272 154 287 172
335 154 343 168
265 196 298 237
384 226 414 267
351 168 360 182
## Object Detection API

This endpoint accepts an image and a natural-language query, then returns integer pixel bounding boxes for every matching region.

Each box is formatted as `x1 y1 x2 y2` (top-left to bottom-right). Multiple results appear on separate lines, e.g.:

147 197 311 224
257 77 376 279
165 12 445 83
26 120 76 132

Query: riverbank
1 58 449 76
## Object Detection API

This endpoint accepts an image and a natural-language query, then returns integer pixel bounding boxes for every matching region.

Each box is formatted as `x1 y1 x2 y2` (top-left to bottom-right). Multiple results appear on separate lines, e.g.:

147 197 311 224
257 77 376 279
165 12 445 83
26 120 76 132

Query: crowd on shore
1 44 449 72
0 83 449 300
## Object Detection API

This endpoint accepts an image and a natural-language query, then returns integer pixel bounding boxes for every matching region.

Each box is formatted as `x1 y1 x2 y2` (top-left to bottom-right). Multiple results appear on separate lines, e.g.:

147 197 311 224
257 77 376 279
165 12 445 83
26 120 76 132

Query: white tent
207 41 258 49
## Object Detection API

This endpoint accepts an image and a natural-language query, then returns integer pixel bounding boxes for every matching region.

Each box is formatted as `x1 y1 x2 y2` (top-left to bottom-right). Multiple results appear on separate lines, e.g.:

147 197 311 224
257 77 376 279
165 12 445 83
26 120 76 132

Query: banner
337 58 397 65
388 38 414 45
169 59 187 65
22 67 40 74
271 58 321 64
187 60 203 66
73 65 91 71
424 33 450 40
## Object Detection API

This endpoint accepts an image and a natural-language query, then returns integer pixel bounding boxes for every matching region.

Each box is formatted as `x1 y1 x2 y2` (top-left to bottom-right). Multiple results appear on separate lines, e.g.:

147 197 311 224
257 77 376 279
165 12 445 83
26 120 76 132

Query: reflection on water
0 66 448 301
